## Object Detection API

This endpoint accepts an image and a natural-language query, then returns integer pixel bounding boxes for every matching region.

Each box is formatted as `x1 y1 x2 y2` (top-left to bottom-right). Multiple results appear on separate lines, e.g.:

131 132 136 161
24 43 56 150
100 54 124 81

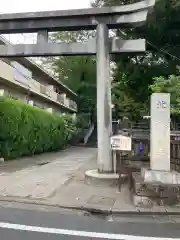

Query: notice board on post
111 135 132 151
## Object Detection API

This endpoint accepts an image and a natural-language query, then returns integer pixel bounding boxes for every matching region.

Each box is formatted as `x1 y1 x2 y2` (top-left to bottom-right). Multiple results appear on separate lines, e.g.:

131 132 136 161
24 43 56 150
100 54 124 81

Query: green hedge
0 97 79 160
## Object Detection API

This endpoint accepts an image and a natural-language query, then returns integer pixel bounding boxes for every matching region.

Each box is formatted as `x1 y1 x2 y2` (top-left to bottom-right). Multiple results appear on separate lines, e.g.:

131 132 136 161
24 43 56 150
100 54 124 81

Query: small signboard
111 135 132 151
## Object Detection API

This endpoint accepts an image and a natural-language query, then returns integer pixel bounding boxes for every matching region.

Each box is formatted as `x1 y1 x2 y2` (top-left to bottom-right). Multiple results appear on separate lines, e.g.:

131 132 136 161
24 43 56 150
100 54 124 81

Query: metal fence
170 135 180 172
118 130 180 173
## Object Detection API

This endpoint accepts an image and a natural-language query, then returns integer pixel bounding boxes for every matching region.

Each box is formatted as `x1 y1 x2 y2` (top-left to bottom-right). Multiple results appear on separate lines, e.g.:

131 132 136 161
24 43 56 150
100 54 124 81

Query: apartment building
0 36 77 114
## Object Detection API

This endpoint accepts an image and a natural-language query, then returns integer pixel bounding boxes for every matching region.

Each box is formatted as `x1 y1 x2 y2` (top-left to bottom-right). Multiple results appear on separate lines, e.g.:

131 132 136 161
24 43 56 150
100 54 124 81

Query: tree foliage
91 0 180 119
41 0 180 121
41 31 97 118
150 75 180 116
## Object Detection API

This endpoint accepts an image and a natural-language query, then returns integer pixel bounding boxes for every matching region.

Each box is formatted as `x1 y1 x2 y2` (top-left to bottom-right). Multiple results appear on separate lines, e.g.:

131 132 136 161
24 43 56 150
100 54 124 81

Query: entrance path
0 147 96 199
0 147 180 214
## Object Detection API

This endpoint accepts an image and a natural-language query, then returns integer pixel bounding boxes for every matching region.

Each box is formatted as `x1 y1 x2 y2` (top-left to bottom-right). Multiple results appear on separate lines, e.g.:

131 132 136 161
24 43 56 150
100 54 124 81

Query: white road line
0 222 178 240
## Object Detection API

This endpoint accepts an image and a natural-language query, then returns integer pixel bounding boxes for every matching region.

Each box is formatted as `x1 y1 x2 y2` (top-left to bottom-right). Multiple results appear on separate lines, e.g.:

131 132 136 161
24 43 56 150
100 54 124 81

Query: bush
0 97 79 160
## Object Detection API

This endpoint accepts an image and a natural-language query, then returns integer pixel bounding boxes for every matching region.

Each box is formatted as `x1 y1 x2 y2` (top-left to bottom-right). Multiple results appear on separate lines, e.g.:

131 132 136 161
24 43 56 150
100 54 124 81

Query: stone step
131 172 180 207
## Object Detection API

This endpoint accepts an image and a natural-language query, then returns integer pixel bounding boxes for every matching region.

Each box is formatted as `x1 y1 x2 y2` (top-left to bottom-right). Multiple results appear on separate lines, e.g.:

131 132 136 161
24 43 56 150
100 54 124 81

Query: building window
33 101 45 109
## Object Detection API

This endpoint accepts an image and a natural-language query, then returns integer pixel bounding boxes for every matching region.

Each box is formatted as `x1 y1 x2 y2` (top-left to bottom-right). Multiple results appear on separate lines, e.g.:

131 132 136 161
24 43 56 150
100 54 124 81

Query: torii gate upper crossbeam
0 0 155 33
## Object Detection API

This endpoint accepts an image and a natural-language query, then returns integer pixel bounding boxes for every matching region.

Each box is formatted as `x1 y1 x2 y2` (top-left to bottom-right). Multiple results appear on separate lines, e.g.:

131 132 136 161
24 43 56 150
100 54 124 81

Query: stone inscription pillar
150 93 170 171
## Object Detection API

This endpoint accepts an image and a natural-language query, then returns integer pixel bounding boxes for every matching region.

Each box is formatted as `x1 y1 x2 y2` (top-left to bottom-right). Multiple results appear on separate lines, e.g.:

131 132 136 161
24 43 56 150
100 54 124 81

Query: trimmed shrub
0 97 79 160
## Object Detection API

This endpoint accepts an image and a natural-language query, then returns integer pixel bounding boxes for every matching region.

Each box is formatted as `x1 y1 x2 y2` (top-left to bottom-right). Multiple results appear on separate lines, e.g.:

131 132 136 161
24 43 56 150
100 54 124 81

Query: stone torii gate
0 0 155 174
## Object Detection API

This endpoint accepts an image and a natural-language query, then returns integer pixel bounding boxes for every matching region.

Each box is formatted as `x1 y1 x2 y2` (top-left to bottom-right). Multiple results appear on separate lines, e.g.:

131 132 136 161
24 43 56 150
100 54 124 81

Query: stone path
49 157 138 213
0 147 96 199
0 147 180 214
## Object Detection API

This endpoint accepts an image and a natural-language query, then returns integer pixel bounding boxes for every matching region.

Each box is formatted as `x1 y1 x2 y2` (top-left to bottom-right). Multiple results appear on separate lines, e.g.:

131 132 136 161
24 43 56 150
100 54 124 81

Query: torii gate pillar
96 23 112 173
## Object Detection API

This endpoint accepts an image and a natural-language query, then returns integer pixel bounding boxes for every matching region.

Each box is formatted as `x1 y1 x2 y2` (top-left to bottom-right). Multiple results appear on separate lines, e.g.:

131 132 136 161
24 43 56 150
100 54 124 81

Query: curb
0 197 180 216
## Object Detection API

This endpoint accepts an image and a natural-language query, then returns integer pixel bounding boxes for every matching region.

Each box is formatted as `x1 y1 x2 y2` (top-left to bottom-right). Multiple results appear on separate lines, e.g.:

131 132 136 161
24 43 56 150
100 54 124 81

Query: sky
1 0 91 44
0 0 91 13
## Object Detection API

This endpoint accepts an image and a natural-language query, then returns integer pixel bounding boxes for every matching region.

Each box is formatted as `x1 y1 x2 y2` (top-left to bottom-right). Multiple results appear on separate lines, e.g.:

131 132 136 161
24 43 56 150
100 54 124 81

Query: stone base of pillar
85 169 118 187
131 169 180 208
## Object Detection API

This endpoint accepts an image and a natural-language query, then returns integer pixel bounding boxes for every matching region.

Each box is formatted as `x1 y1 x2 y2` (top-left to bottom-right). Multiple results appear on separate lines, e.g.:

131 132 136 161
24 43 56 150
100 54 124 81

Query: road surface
0 206 180 239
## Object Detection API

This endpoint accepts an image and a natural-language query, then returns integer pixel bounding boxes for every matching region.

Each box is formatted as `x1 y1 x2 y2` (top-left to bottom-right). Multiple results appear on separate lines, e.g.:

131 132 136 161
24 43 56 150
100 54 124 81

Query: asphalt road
0 206 180 239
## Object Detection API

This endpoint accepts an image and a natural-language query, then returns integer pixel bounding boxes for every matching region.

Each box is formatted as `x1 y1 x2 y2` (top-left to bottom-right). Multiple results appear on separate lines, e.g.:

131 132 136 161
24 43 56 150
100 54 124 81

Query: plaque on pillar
150 93 170 172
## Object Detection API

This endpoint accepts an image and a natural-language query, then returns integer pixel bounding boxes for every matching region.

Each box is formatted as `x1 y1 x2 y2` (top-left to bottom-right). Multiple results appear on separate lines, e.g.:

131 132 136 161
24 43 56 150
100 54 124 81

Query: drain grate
87 195 115 206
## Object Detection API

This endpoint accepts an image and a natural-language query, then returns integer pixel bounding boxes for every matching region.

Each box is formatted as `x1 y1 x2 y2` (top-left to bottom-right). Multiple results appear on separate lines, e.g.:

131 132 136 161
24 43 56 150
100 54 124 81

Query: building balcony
0 59 77 112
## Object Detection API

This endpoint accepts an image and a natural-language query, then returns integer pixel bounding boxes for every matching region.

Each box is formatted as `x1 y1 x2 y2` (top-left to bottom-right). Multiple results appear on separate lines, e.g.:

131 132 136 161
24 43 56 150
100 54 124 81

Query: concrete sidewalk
0 147 96 199
0 147 180 214
50 159 136 213
48 157 180 214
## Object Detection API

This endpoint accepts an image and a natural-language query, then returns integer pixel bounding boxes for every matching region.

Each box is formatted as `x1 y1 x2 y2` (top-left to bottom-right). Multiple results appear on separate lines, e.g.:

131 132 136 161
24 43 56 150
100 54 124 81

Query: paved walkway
49 158 180 214
0 147 96 199
0 147 180 214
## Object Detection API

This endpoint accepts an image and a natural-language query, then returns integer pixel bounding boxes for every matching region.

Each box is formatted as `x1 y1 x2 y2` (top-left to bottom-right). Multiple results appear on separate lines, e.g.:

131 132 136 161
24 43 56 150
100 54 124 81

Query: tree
41 31 97 119
150 75 180 117
42 0 180 122
91 0 180 120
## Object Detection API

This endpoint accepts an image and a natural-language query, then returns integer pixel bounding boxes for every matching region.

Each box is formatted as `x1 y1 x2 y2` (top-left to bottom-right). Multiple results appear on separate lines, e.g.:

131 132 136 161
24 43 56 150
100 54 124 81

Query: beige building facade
0 36 77 114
